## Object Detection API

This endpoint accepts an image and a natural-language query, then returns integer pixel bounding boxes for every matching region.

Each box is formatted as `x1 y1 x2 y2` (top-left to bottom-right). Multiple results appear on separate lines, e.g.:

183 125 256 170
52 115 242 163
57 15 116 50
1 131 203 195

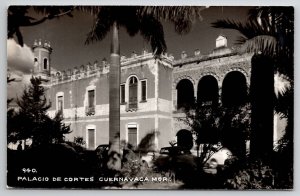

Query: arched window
128 76 138 109
43 58 48 70
222 71 247 107
197 75 219 106
176 79 194 110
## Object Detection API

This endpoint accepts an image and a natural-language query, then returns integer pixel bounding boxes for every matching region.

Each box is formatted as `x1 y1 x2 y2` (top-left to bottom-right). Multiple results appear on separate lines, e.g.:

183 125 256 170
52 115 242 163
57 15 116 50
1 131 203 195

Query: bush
221 158 275 189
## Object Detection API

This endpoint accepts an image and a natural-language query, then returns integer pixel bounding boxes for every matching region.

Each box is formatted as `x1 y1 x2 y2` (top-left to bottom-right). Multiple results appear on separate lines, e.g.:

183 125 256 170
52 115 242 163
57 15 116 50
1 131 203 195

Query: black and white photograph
6 5 294 189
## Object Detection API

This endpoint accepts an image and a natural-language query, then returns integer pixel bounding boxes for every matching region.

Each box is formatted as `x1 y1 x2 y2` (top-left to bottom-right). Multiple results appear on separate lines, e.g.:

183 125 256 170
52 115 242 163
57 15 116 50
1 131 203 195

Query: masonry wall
47 74 109 114
158 118 173 148
46 55 173 150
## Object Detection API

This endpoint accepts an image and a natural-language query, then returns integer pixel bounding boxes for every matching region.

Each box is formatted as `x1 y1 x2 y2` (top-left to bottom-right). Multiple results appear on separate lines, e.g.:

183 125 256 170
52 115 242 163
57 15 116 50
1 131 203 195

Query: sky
7 6 251 100
15 6 250 70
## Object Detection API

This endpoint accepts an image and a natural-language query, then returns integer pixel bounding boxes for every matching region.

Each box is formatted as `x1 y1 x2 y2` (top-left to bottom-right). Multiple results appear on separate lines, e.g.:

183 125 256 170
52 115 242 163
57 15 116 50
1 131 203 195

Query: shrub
221 158 274 189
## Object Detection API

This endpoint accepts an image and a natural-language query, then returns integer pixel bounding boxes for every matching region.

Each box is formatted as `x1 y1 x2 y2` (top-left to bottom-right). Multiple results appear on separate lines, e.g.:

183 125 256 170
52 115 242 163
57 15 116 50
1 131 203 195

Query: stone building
34 41 173 149
32 35 282 152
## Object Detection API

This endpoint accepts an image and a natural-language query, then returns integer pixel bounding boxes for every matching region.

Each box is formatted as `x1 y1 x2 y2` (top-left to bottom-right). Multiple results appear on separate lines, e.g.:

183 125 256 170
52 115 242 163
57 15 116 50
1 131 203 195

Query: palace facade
31 35 281 151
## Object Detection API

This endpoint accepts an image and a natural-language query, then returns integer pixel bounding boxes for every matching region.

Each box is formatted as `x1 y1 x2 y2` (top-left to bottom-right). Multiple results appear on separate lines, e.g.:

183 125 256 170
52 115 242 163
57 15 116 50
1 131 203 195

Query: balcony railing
126 102 138 112
85 106 95 116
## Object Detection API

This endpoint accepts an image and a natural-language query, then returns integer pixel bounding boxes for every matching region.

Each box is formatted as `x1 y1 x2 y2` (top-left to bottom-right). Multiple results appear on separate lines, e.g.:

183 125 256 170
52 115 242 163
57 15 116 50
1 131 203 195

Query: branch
24 6 76 27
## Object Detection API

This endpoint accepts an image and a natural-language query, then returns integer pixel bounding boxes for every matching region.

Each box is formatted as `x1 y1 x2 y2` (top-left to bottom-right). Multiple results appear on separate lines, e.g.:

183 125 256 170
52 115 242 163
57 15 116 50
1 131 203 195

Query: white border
2 1 300 196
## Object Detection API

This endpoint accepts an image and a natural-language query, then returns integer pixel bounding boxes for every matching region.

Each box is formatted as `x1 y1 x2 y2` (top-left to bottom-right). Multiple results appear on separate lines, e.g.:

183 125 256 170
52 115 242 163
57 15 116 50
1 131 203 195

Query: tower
32 39 52 81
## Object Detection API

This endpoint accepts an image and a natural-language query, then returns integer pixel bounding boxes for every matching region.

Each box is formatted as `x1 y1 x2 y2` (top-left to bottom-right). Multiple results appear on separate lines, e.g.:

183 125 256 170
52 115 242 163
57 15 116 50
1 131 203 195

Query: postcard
7 5 294 189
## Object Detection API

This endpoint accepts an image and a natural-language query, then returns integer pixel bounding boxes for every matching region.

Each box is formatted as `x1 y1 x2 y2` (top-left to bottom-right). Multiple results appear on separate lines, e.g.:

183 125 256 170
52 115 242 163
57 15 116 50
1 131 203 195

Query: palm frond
139 6 205 35
32 6 75 17
212 19 273 40
139 16 167 57
239 35 277 56
85 8 113 44
116 7 140 37
274 72 291 98
75 6 102 16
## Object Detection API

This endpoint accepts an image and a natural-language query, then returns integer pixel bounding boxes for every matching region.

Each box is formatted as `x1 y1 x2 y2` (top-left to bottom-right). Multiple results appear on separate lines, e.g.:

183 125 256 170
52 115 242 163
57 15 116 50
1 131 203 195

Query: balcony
85 106 95 116
126 102 138 112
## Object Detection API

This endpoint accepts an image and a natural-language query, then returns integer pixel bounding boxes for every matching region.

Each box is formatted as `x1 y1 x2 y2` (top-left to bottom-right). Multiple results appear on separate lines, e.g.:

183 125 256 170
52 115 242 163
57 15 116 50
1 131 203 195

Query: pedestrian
17 141 23 151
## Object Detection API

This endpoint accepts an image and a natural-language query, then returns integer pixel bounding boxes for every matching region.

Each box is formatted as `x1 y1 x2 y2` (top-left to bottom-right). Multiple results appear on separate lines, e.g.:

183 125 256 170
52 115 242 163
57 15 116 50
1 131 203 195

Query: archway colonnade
174 70 249 110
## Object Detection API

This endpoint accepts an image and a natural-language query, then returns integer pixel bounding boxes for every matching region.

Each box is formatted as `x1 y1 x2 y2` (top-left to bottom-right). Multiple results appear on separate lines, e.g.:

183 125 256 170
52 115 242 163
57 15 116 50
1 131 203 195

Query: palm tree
84 6 205 170
212 7 294 159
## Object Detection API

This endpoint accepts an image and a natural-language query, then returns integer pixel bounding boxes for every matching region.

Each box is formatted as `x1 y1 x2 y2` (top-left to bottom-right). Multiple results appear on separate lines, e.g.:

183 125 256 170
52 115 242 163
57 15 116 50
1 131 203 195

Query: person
17 141 23 151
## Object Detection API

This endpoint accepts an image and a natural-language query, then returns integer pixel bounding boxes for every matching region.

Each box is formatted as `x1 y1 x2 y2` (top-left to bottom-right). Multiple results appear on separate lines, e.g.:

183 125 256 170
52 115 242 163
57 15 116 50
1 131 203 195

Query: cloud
7 73 32 104
7 39 34 74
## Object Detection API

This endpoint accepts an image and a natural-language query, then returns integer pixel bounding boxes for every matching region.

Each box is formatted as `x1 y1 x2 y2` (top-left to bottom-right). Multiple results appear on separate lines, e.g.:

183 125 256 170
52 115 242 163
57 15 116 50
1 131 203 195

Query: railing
126 102 138 112
85 106 95 116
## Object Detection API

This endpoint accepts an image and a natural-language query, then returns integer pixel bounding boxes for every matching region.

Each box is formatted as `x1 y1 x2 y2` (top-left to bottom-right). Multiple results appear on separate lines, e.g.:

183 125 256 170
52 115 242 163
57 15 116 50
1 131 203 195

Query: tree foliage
212 6 294 188
84 6 205 57
181 102 250 165
212 7 294 78
8 77 71 147
8 6 75 46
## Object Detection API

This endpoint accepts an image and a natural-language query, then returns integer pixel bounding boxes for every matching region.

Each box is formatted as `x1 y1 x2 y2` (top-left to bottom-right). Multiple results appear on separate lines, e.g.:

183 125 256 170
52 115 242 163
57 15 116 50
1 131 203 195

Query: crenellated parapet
50 59 110 84
33 39 52 52
50 50 174 85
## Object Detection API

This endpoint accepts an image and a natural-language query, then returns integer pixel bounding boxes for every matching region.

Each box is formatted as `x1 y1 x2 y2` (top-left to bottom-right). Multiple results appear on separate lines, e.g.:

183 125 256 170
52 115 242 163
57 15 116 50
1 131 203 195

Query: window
87 128 96 149
57 96 63 113
86 89 95 116
141 80 147 102
88 90 95 107
120 84 125 104
128 128 137 147
43 58 48 70
128 76 138 109
127 123 138 148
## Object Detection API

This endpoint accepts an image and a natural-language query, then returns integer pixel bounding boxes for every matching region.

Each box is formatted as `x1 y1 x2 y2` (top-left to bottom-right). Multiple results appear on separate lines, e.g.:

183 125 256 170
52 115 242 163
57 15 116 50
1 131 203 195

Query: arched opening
222 71 247 107
43 58 48 70
176 79 194 110
197 75 219 106
176 129 193 150
128 76 138 109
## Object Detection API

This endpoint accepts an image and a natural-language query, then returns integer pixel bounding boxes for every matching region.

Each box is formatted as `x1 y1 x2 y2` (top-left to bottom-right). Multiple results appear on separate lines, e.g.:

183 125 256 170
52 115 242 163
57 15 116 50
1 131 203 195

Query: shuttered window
88 129 95 149
129 77 138 109
57 96 63 114
120 84 125 104
128 128 137 147
88 90 95 107
141 80 147 101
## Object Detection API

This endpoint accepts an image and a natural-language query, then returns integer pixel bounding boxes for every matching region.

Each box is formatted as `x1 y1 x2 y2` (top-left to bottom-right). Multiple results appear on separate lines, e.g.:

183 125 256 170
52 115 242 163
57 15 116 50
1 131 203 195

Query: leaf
239 35 277 56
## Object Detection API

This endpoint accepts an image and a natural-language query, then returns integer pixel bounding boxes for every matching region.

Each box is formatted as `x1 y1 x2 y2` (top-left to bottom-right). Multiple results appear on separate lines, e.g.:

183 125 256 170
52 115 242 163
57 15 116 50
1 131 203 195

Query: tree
84 6 205 171
9 76 71 147
181 102 250 165
8 6 75 46
212 6 294 159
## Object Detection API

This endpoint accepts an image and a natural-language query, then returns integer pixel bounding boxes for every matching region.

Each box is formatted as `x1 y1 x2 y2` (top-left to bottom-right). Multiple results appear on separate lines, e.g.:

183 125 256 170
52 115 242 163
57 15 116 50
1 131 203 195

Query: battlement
32 39 52 52
50 50 173 85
